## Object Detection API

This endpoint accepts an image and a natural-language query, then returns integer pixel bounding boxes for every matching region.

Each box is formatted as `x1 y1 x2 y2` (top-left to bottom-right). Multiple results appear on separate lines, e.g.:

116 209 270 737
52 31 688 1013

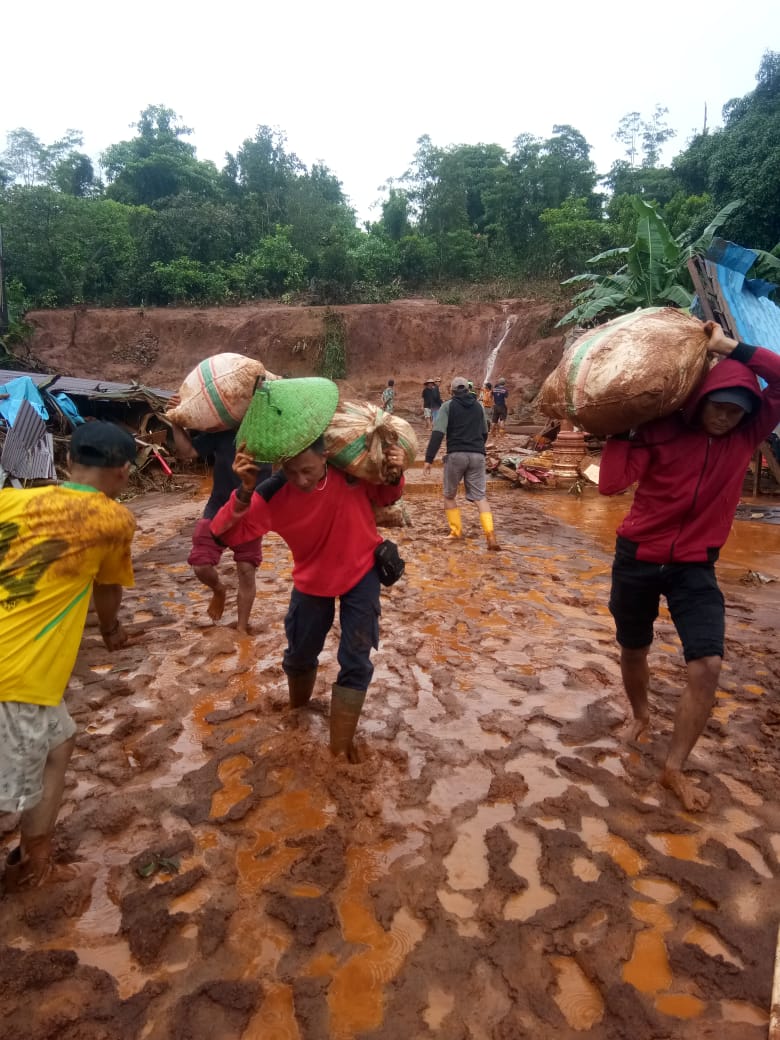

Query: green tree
540 198 615 277
235 226 308 297
1 128 97 194
485 125 599 272
673 50 780 249
641 105 676 168
614 112 642 167
102 105 220 206
377 187 412 242
0 186 139 305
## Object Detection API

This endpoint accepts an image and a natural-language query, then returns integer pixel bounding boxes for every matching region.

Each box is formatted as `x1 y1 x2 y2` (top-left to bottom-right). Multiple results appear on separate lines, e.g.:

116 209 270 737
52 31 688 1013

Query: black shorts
608 541 725 662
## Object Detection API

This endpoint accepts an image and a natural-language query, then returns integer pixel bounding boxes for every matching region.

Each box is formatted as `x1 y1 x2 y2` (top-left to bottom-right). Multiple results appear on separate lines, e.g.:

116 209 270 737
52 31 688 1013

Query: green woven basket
237 377 340 462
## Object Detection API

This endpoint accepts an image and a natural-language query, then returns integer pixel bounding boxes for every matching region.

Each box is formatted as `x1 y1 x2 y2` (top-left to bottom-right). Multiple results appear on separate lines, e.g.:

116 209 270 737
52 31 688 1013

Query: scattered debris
134 854 181 879
741 570 777 585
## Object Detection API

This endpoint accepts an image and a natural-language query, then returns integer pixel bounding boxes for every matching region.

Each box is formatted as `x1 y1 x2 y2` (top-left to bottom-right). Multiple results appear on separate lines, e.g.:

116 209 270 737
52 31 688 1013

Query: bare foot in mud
331 743 361 765
622 716 650 746
661 767 711 812
207 587 227 622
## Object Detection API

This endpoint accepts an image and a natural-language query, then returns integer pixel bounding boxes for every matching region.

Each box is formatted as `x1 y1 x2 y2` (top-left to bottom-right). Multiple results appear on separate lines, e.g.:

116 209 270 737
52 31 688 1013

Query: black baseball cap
706 387 755 414
70 421 137 467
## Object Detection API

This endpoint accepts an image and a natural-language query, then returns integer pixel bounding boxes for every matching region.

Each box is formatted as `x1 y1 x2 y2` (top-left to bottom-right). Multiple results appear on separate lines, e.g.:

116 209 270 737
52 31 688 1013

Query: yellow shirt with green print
0 483 135 706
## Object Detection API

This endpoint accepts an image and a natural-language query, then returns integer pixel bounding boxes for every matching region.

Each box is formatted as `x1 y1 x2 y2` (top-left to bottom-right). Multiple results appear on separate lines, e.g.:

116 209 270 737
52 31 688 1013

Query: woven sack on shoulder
166 353 278 431
324 401 418 484
537 308 710 436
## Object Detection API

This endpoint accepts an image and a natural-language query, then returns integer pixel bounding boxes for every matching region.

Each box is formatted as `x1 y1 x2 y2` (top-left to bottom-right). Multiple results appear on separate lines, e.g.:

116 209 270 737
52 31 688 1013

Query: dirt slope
23 299 565 420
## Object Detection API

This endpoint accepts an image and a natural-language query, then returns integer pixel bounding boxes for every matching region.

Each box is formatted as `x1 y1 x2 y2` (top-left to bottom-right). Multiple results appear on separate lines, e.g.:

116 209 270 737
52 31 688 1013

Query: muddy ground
1 445 780 1040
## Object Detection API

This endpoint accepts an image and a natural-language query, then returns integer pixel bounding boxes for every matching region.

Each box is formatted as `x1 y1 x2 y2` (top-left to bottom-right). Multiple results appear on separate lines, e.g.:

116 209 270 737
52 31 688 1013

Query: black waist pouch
375 539 405 586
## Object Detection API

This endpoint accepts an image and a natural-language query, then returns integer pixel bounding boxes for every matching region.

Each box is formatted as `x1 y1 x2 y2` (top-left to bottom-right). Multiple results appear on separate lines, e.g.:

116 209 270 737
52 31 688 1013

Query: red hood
682 357 762 425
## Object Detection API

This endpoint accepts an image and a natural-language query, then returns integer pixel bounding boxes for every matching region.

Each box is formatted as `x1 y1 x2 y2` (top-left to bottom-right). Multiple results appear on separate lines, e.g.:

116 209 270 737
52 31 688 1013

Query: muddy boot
480 512 500 551
445 508 462 540
287 668 318 708
3 836 79 893
329 684 366 762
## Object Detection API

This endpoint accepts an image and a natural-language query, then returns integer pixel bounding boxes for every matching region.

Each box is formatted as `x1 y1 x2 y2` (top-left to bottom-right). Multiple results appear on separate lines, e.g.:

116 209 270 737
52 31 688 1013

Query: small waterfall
484 316 516 384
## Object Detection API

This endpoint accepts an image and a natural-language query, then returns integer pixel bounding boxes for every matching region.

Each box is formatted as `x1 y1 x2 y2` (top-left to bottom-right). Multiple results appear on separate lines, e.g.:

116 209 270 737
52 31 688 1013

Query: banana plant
557 197 742 326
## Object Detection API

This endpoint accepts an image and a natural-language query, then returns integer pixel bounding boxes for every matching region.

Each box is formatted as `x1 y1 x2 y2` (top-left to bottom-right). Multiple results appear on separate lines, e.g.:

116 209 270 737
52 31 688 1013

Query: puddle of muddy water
550 955 605 1030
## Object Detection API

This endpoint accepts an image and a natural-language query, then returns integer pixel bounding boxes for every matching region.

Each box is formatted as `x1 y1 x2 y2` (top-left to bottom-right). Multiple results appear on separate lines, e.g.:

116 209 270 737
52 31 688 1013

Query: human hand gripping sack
232 444 261 504
383 443 407 484
703 320 739 357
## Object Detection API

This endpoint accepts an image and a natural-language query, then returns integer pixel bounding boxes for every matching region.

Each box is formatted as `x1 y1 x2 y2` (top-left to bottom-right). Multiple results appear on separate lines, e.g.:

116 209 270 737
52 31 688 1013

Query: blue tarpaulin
51 391 85 425
692 239 780 358
0 376 49 426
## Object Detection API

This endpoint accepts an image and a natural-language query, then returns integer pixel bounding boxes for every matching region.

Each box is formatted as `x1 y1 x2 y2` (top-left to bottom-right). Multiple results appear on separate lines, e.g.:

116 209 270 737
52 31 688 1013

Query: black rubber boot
287 668 318 708
329 684 366 762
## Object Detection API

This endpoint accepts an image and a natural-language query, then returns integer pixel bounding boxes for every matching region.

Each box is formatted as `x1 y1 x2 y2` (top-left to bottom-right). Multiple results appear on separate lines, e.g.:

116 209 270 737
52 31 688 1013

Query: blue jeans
282 567 381 692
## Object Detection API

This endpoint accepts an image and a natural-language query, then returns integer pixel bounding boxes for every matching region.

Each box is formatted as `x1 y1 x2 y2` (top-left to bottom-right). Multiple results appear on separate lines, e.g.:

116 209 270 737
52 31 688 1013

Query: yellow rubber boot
480 512 500 551
445 508 462 539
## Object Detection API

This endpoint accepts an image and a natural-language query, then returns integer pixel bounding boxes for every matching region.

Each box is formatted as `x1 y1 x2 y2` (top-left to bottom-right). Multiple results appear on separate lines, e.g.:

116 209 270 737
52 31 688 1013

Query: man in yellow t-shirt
0 421 137 894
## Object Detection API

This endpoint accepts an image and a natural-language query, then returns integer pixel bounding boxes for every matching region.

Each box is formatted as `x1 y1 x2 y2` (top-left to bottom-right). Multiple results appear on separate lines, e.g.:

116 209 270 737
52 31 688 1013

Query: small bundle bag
324 400 418 484
166 353 279 431
537 307 711 436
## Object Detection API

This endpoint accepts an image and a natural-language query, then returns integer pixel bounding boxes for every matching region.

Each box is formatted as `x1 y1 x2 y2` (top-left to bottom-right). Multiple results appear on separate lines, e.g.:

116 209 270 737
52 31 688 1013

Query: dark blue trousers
282 566 381 692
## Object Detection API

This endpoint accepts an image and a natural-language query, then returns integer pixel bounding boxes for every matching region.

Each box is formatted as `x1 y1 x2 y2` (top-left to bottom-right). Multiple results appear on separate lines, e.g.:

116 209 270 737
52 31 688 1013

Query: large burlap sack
537 308 711 436
324 401 418 484
166 353 279 431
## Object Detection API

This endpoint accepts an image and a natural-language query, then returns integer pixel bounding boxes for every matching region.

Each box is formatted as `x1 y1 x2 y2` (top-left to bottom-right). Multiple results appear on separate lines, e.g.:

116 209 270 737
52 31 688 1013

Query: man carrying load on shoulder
0 422 137 893
599 320 780 812
167 395 271 636
211 437 408 762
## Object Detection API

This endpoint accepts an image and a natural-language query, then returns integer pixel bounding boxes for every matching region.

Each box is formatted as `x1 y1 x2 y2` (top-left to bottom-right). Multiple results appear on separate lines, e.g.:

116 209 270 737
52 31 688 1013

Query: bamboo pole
770 920 780 1040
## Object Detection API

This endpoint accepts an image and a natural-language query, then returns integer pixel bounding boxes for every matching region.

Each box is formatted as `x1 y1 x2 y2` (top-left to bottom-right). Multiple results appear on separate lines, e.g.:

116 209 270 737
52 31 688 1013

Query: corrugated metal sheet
0 369 173 403
0 399 56 479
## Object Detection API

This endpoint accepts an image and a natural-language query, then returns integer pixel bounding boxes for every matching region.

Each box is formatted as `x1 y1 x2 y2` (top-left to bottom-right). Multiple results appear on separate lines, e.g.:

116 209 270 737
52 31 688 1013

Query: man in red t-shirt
212 436 407 761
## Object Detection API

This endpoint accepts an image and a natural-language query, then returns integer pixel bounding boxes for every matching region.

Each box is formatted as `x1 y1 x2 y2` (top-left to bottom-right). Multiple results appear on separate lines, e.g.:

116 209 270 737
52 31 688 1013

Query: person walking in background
0 422 137 893
422 376 499 551
211 437 408 762
422 379 439 430
479 381 494 411
491 378 509 434
430 380 443 424
167 396 271 636
381 379 396 413
599 321 780 812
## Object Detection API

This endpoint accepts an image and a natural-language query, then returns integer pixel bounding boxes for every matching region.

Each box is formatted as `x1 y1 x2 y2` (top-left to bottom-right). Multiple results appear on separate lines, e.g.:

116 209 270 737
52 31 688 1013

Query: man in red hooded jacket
599 320 780 811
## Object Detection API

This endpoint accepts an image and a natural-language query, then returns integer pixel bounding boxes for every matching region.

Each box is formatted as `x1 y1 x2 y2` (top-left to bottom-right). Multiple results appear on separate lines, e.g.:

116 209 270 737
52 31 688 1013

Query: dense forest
0 51 778 332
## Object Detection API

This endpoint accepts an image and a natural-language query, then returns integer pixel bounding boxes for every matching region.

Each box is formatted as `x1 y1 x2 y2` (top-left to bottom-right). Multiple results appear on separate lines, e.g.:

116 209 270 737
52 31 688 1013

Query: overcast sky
3 1 778 222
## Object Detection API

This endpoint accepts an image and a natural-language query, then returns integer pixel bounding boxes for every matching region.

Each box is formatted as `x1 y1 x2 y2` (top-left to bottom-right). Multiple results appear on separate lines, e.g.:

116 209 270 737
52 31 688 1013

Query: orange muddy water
2 463 779 1040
